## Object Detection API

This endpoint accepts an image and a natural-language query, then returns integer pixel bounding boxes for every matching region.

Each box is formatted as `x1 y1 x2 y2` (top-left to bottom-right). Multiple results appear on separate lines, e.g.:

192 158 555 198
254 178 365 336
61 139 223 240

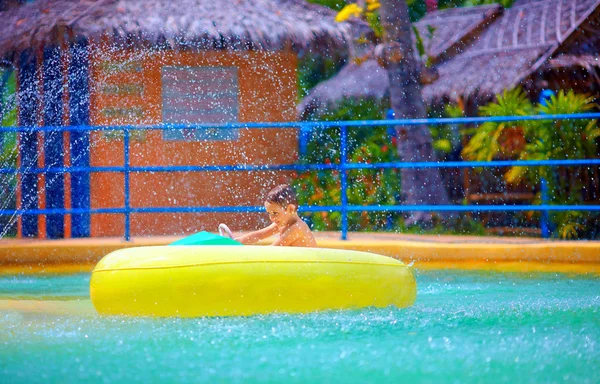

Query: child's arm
234 223 278 245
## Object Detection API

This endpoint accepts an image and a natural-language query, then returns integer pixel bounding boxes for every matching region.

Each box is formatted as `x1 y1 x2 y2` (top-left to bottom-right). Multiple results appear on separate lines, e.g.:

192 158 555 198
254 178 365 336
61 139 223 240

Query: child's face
264 201 296 227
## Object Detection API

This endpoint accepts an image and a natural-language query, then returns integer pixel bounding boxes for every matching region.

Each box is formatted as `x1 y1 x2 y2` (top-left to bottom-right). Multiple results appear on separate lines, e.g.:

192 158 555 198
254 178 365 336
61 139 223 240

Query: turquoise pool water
1 271 598 383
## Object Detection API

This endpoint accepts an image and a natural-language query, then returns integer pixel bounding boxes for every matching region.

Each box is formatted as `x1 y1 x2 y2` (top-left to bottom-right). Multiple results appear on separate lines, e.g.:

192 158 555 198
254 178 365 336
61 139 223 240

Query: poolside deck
1 232 599 274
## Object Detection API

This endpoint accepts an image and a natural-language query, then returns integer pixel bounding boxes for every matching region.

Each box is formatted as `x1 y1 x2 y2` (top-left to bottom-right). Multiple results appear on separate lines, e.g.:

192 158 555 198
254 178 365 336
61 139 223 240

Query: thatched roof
0 0 352 57
414 4 502 63
546 54 600 70
298 59 388 119
538 2 600 74
298 3 503 118
299 0 600 118
423 0 600 103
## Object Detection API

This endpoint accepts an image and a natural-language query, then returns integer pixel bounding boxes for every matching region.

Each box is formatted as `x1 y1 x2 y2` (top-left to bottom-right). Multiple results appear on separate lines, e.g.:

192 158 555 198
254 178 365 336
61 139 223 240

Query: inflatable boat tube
90 246 416 317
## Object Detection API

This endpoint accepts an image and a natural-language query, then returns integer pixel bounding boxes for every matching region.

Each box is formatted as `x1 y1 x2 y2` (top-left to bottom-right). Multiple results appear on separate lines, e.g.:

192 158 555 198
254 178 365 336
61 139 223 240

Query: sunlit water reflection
1 270 598 383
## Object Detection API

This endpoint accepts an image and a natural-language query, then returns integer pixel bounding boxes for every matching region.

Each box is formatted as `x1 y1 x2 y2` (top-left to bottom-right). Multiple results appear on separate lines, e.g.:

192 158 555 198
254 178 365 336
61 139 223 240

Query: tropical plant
506 91 599 239
462 87 534 161
463 89 600 239
506 90 599 184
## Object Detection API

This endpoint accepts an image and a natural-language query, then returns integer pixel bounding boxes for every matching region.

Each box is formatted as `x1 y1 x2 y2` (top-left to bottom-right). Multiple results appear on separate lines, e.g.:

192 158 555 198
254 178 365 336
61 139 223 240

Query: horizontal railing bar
340 205 600 212
343 159 600 169
1 113 599 132
0 207 265 215
3 205 600 216
0 164 336 174
2 159 600 174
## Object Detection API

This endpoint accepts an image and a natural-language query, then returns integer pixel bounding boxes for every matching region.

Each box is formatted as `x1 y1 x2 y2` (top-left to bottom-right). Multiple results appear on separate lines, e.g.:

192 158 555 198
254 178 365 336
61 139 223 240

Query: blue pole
43 46 65 239
386 108 396 230
299 124 310 156
539 90 554 239
340 125 348 240
124 126 131 241
3 113 600 132
540 178 550 238
68 40 91 238
18 50 38 238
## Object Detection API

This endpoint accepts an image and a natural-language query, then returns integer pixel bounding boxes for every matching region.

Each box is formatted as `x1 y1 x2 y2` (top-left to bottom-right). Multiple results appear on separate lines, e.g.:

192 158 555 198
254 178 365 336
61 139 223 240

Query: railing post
124 126 131 241
540 177 549 238
43 45 65 239
386 108 396 230
299 123 310 156
340 125 348 240
68 40 91 238
18 50 39 238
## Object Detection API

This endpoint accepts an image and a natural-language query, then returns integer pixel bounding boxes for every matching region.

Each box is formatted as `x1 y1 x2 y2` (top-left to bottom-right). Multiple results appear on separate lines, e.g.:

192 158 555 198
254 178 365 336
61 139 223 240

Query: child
233 184 317 247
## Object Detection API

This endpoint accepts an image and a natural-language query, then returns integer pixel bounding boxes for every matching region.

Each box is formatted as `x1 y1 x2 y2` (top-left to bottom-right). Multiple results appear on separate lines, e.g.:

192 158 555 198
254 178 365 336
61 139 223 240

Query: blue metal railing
1 113 600 240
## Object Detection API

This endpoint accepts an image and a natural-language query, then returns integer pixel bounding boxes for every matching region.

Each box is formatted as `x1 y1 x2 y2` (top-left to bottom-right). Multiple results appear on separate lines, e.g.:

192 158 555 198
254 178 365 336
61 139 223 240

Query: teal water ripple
0 270 598 383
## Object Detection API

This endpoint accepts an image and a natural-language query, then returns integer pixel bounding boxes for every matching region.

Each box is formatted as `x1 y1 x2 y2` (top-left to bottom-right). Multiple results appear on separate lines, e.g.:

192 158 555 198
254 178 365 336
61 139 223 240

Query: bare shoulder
286 219 317 247
294 219 313 234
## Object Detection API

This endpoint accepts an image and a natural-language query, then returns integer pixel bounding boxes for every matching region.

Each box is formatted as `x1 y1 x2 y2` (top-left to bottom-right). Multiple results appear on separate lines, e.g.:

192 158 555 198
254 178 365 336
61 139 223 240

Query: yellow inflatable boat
90 245 416 317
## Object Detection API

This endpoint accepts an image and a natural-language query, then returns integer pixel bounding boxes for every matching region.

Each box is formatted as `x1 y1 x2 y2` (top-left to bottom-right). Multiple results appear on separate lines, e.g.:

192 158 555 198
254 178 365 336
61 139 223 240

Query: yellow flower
367 3 381 11
366 0 381 11
335 3 363 22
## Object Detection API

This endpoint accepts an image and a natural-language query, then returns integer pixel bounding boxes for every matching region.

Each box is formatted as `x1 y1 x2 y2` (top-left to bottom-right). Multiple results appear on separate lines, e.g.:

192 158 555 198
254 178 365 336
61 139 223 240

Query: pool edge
1 235 599 274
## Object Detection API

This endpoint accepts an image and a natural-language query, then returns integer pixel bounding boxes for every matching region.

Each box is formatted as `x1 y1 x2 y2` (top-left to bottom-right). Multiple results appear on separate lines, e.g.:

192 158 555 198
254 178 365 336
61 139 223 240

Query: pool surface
1 270 599 383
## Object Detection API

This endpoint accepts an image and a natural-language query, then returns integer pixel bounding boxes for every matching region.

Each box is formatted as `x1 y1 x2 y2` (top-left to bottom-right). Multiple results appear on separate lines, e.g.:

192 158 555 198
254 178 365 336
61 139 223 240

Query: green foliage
294 98 492 235
462 88 600 239
439 0 515 9
364 9 384 38
297 53 346 100
407 0 427 22
1 71 16 126
0 69 17 237
398 214 487 235
1 69 17 167
412 25 436 67
427 103 464 158
462 88 534 161
293 99 404 231
306 0 348 11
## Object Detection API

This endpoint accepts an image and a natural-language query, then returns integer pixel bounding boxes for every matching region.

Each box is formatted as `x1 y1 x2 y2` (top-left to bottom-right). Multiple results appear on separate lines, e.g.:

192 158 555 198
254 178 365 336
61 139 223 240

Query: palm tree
379 0 450 225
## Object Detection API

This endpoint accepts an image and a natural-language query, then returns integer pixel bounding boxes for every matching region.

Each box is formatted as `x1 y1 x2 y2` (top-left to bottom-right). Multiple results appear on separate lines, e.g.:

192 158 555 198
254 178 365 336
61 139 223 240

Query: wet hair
265 184 297 208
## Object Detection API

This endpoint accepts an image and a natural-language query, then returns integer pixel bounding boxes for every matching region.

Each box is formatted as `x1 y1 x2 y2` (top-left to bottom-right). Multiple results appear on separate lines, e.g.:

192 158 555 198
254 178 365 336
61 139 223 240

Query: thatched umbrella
0 0 353 58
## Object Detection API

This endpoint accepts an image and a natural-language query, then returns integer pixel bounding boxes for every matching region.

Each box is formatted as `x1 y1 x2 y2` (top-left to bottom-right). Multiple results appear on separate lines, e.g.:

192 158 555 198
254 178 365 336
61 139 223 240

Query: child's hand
218 223 234 239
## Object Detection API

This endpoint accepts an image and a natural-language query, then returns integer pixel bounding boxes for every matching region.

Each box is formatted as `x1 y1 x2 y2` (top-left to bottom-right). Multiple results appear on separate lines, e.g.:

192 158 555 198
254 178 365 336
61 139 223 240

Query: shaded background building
0 0 351 238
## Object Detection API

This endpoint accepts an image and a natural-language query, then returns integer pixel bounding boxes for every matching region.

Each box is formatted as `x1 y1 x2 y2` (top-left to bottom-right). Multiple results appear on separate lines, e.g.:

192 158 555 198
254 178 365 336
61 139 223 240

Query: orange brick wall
88 45 298 236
